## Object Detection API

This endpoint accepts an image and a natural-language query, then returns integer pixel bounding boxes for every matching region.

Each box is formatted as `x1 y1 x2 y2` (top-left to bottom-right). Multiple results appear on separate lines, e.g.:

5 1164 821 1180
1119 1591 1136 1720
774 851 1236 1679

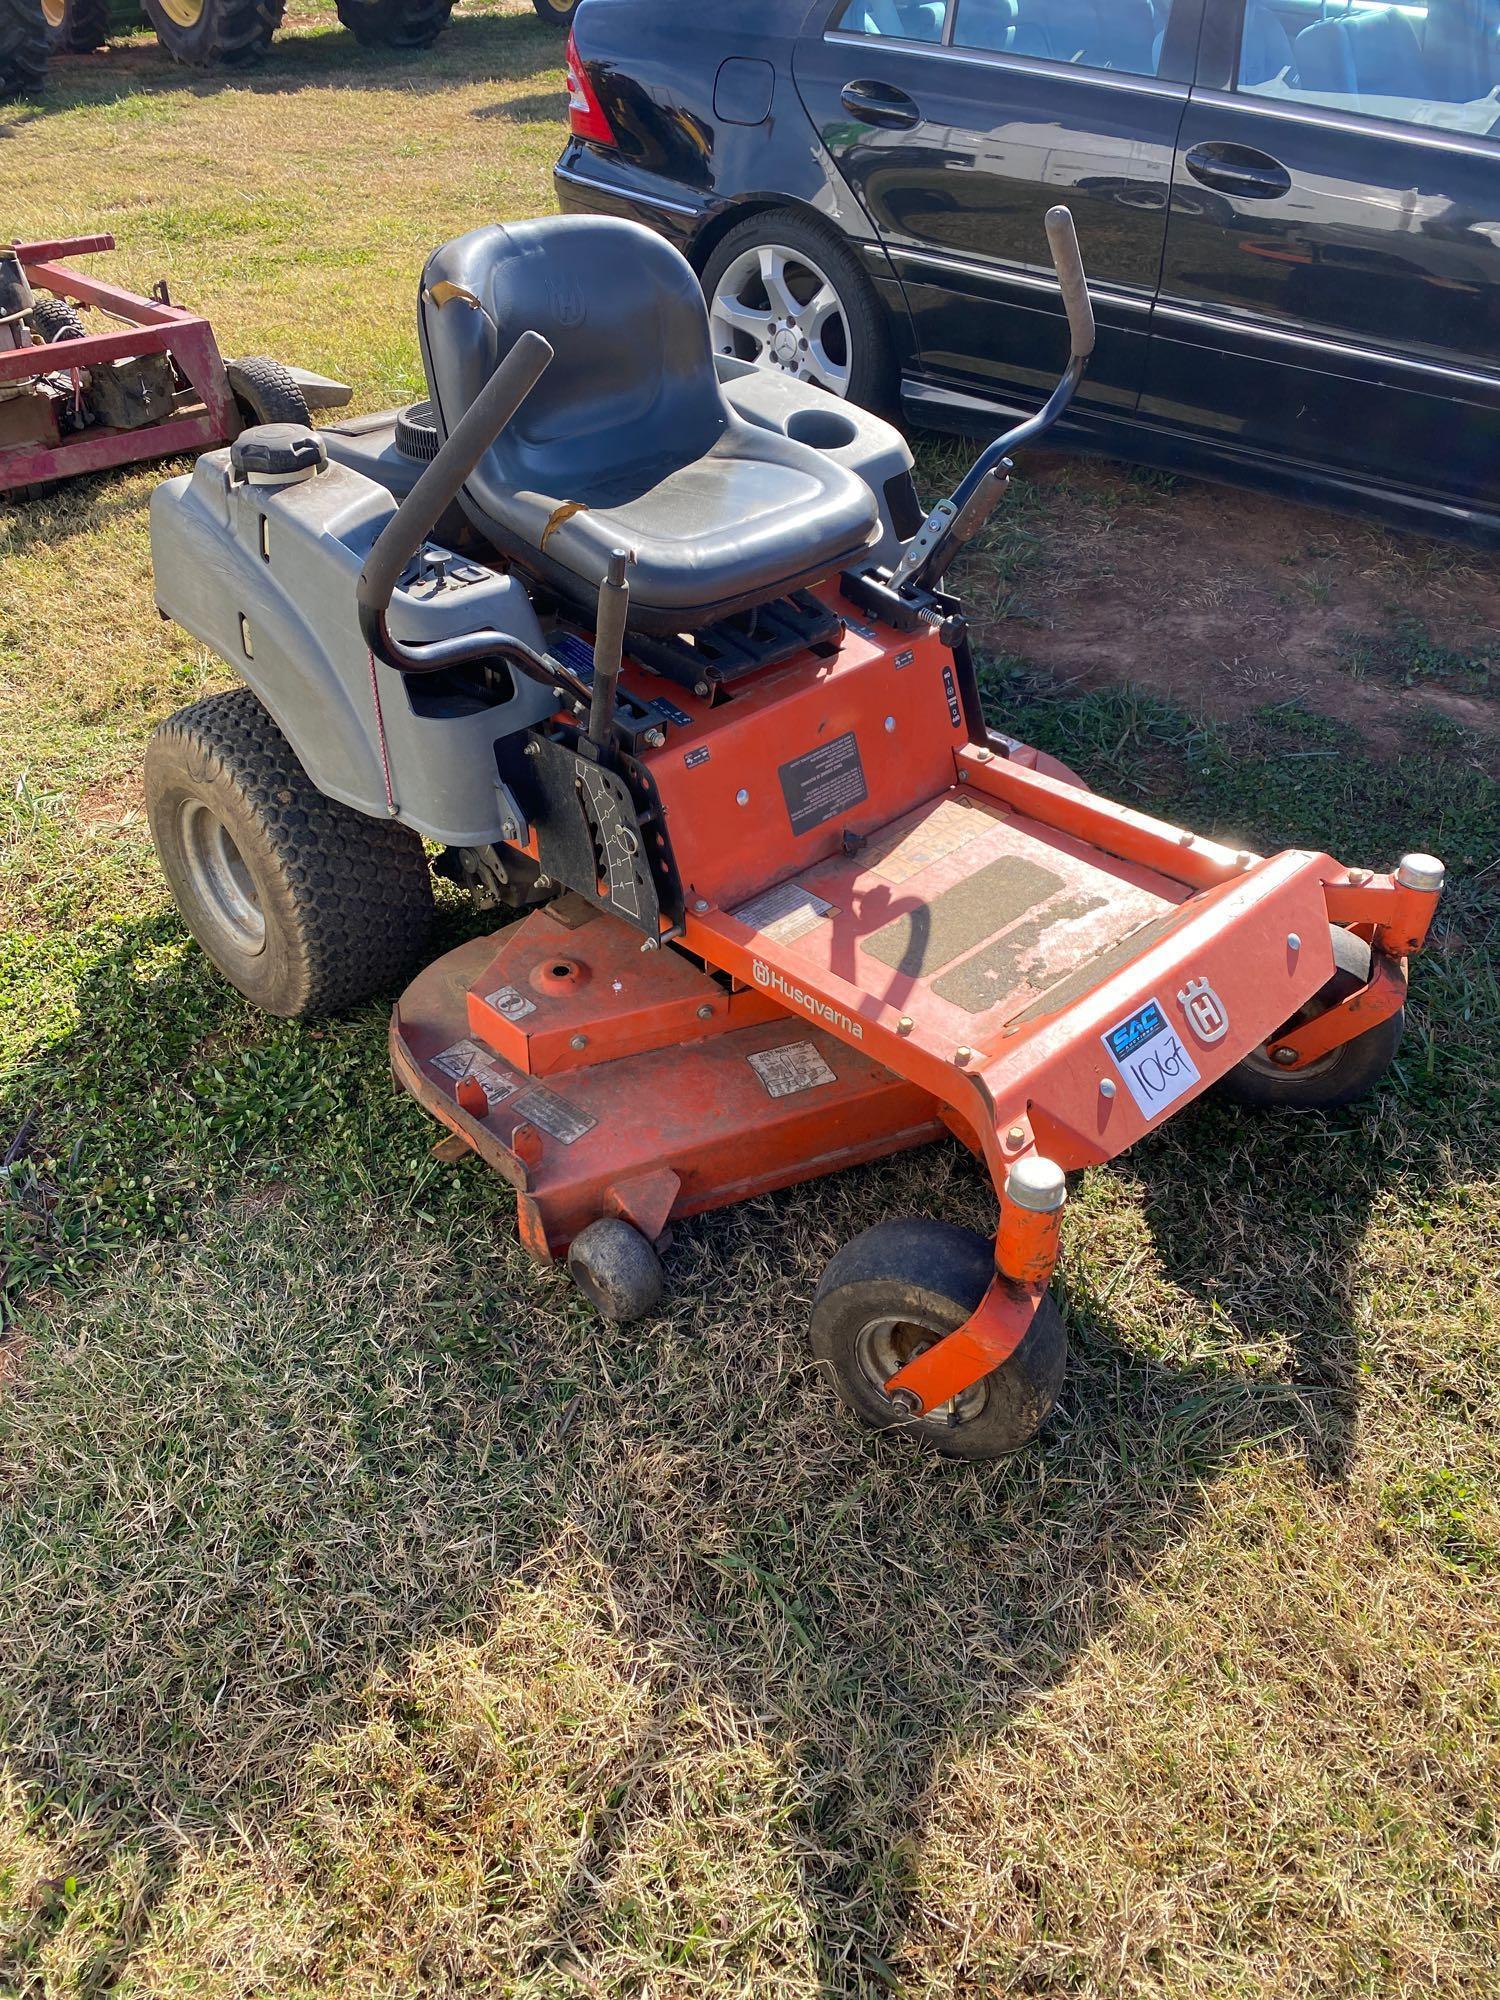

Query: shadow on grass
2 878 1490 1988
5 6 562 128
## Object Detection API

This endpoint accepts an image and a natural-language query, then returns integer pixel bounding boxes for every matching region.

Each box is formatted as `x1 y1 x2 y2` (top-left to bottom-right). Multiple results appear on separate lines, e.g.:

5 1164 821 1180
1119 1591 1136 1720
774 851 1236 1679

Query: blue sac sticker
1102 998 1201 1119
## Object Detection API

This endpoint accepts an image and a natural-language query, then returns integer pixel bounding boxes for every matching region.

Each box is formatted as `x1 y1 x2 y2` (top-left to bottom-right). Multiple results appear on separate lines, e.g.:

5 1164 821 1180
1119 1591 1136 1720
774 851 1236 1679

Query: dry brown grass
2 7 1498 1995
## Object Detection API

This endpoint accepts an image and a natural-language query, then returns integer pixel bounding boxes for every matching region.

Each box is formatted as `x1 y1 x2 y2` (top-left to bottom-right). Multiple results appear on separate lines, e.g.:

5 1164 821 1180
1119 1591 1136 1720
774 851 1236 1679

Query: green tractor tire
142 0 282 64
336 0 452 49
0 0 47 92
41 0 109 51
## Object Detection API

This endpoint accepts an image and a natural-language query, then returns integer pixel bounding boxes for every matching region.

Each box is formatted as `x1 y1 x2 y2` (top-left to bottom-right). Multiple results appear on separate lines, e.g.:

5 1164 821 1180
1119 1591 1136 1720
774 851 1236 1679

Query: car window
835 0 947 39
949 0 1173 77
1236 1 1500 139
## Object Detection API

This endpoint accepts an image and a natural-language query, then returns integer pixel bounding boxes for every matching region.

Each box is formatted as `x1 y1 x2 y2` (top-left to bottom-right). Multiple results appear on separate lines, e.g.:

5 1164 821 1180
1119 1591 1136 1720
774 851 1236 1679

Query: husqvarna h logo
1178 976 1229 1045
752 959 864 1040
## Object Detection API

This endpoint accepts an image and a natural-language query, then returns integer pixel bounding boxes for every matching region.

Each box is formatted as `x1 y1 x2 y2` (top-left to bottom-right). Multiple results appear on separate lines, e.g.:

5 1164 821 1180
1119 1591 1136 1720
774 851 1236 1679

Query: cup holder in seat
784 406 860 451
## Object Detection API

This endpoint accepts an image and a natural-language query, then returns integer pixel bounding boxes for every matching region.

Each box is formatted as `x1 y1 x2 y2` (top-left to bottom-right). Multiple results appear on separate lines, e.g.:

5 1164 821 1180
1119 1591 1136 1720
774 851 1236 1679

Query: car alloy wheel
709 241 852 398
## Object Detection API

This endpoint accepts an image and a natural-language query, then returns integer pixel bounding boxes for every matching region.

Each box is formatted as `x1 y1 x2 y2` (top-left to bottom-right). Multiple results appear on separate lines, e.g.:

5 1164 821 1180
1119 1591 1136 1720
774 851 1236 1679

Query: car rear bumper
554 146 712 254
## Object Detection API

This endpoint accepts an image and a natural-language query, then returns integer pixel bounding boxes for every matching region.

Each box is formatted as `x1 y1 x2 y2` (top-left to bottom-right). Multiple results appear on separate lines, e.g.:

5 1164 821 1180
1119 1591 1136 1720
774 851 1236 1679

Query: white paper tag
1101 999 1201 1120
748 1042 837 1099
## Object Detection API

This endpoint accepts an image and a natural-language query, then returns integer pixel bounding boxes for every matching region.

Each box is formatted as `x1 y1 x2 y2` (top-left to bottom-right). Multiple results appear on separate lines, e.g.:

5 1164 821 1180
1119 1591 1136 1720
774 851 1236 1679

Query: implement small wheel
146 688 434 1019
1216 927 1404 1112
567 1218 664 1324
810 1218 1066 1460
226 355 310 430
0 0 47 95
32 297 87 342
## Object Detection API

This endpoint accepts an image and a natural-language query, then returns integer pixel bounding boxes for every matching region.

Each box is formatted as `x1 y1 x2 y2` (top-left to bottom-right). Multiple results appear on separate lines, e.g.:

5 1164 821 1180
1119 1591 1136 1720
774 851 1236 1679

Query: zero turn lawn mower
0 234 347 497
142 209 1443 1457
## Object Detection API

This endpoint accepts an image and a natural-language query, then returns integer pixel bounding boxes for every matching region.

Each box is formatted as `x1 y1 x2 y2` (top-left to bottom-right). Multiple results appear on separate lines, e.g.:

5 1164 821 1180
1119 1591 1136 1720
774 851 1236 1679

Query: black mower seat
417 216 880 633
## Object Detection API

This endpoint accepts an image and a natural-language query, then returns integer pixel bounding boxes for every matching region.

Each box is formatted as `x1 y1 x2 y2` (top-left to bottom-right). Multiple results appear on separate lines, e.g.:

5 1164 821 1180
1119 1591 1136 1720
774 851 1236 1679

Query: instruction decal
779 731 868 838
733 881 835 945
431 1040 521 1110
484 984 537 1024
684 745 711 770
1102 999 1201 1120
513 1085 597 1146
748 1042 837 1099
941 665 963 729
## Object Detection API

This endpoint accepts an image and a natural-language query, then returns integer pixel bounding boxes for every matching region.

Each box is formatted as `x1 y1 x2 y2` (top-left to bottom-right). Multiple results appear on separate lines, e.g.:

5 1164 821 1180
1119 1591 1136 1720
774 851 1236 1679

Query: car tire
700 209 896 411
530 0 578 23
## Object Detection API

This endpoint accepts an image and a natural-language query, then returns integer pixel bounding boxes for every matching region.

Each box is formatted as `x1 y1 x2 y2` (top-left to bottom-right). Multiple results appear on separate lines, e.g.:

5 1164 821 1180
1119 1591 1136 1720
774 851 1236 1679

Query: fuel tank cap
231 423 328 486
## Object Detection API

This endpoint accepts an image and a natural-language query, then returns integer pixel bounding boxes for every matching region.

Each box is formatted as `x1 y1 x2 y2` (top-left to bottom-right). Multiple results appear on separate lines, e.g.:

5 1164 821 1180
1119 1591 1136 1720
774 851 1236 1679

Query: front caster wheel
1215 926 1404 1112
567 1218 664 1324
810 1218 1066 1460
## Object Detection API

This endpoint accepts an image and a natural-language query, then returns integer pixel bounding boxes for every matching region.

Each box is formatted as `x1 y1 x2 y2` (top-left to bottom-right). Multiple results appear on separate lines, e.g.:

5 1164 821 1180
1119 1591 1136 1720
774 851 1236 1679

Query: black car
556 0 1500 541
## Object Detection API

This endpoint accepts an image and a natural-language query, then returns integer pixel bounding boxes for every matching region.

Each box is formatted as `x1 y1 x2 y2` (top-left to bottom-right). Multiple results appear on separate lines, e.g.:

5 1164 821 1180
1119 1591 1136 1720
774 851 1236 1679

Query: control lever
585 549 634 753
887 205 1096 595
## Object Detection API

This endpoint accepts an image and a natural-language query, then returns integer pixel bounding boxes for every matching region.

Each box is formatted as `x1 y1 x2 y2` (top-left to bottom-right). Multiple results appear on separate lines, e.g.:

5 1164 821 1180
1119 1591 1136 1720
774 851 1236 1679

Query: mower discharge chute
144 210 1443 1458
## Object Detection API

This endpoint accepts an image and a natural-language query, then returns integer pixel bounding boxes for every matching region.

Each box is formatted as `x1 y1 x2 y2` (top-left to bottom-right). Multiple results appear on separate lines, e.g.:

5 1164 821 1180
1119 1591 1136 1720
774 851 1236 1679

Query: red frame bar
1 241 239 492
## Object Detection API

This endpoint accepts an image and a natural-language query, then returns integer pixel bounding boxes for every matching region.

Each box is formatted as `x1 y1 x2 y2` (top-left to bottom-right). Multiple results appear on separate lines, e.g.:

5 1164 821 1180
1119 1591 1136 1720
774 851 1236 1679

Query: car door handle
840 78 921 130
1184 141 1291 201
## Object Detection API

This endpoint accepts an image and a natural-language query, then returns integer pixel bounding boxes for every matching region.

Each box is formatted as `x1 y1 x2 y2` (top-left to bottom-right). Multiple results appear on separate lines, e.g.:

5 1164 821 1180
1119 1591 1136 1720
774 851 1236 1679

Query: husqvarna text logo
752 959 864 1040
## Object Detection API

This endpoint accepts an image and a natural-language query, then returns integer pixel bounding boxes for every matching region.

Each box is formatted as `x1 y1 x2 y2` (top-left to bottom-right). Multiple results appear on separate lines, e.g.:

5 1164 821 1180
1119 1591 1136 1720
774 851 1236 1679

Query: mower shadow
0 913 1473 1988
11 9 564 126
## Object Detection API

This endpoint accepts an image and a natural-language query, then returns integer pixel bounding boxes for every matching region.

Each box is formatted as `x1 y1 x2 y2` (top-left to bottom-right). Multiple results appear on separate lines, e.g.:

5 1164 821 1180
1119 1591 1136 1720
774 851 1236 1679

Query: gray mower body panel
150 451 554 849
151 369 916 849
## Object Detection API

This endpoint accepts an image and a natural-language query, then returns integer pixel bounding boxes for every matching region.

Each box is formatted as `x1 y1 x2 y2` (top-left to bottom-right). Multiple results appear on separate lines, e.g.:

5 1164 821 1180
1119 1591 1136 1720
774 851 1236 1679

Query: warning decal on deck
748 1042 837 1099
513 1085 597 1146
484 984 537 1024
865 798 986 886
733 881 835 945
779 731 868 838
1102 998 1201 1121
431 1040 522 1110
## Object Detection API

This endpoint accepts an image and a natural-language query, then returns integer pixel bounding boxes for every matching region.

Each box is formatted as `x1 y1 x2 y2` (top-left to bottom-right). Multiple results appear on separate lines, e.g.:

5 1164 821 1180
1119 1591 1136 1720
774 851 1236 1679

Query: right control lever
888 205 1096 595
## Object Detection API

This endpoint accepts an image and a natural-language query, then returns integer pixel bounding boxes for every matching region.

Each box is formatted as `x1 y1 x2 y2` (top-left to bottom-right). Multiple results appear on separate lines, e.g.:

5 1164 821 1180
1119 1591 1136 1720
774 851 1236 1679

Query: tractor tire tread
43 0 108 51
336 0 452 47
0 0 47 94
143 0 284 67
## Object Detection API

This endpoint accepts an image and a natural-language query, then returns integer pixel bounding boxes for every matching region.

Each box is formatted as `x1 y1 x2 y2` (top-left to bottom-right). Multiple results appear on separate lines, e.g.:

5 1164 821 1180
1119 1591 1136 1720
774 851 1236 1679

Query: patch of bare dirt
968 456 1500 763
76 770 143 834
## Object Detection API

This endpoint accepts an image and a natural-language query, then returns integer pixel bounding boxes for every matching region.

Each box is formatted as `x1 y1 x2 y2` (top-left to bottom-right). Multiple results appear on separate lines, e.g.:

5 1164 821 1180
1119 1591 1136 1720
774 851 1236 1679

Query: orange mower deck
391 591 1440 1421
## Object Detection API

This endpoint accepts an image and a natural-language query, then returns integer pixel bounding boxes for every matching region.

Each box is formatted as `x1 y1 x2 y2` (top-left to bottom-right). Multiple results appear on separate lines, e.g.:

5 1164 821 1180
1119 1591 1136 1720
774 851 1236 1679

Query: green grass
3 9 1500 1994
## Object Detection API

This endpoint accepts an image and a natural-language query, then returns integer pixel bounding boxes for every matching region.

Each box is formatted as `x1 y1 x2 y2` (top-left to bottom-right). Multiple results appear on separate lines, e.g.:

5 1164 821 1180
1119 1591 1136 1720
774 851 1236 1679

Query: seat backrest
1008 0 1158 70
1294 5 1426 97
418 215 730 506
1240 0 1294 82
1424 0 1495 99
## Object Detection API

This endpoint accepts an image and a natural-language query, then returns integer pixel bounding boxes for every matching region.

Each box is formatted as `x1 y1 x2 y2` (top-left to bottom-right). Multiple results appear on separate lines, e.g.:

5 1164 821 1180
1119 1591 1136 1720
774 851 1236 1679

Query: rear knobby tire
0 0 47 95
810 1217 1067 1460
336 0 452 47
143 0 283 67
145 687 434 1019
226 355 310 430
1215 926 1405 1111
42 0 108 52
